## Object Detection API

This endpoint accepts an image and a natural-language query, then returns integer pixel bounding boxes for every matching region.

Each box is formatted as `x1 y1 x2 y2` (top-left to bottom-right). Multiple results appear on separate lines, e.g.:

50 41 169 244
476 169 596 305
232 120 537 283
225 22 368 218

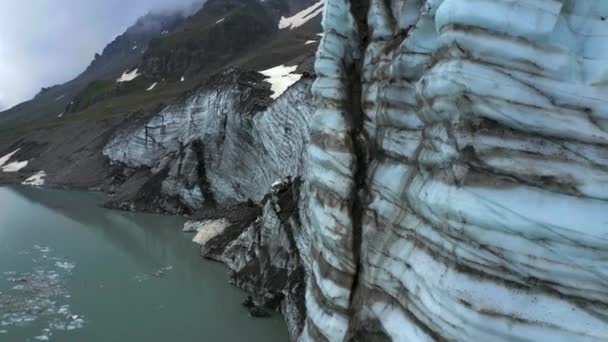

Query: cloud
0 0 202 111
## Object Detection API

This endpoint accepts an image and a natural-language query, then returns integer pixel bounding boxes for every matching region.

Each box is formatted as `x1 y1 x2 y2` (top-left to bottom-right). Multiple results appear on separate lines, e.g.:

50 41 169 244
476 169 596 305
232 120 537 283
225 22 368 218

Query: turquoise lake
0 186 288 341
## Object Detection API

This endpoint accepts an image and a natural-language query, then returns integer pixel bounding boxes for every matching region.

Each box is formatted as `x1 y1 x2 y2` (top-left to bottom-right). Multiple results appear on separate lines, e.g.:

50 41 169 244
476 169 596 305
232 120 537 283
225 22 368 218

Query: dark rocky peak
82 10 191 79
139 0 276 80
138 0 322 81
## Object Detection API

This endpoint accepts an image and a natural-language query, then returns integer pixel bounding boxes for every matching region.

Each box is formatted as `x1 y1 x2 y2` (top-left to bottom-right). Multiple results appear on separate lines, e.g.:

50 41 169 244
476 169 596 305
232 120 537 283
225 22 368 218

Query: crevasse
302 0 608 341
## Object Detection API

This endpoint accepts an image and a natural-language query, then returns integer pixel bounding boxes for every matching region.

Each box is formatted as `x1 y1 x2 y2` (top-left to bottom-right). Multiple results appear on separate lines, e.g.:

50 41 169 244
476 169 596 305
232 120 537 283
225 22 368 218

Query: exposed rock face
195 180 307 341
104 69 315 210
302 0 608 341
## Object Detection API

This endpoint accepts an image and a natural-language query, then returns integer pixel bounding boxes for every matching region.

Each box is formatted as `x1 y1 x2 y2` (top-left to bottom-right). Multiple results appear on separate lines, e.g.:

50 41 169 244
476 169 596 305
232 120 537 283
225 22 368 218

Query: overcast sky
0 0 201 111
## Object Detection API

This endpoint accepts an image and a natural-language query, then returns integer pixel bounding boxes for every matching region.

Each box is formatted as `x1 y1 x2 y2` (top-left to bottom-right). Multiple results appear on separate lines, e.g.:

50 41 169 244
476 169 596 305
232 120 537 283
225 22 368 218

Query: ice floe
259 65 302 100
0 246 83 340
54 261 75 271
134 265 175 282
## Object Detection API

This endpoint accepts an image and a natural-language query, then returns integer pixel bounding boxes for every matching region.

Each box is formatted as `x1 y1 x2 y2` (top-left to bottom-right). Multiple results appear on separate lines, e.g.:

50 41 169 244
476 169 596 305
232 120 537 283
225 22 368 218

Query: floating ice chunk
305 40 318 44
34 245 52 253
259 65 302 100
2 160 28 172
216 17 225 24
34 335 49 341
0 148 20 167
116 69 141 82
146 82 157 91
57 112 64 118
23 171 46 186
55 262 75 271
279 0 323 30
180 76 185 82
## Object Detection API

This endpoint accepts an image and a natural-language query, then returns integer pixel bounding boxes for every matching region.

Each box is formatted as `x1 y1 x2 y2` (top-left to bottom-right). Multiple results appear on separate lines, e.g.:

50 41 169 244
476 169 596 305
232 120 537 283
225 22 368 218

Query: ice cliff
302 0 608 341
104 69 315 209
103 0 608 340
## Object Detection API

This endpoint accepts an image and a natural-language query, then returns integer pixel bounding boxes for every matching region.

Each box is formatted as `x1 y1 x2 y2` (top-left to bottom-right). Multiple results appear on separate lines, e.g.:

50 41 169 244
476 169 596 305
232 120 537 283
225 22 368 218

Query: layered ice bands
305 0 608 341
104 70 315 208
300 0 362 341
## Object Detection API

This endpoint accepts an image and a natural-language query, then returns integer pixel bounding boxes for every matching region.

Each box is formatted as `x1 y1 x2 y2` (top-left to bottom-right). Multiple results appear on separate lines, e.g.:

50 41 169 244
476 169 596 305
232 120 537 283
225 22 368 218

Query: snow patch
0 148 20 167
279 0 323 30
146 82 158 91
116 69 141 83
180 76 185 82
23 171 46 186
2 160 28 173
259 65 302 100
183 221 204 232
192 219 230 246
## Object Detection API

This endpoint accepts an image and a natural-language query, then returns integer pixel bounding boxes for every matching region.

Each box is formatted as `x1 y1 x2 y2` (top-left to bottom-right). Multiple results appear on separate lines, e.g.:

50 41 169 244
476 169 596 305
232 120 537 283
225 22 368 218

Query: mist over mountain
0 0 204 110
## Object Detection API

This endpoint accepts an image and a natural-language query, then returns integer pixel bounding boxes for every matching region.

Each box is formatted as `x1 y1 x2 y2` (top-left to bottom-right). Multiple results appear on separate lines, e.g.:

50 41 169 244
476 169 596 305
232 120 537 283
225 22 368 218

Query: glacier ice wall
104 70 315 207
303 0 608 340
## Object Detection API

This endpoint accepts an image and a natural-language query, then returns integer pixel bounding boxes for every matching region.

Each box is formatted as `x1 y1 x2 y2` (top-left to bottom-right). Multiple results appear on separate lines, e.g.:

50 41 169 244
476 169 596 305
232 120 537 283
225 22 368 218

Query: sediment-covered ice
104 70 315 208
301 0 608 341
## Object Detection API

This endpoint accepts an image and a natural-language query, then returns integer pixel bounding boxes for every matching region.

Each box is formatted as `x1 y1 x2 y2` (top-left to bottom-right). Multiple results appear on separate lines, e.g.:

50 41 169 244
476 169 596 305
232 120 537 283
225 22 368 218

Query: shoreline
0 175 305 341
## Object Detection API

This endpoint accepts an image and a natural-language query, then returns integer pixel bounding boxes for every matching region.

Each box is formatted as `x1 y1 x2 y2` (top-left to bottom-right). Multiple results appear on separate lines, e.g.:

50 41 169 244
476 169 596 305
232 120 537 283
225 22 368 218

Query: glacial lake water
0 186 288 341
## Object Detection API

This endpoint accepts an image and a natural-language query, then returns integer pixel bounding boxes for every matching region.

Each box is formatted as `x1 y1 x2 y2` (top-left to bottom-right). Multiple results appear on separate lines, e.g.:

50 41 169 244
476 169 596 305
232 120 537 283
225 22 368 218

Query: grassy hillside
0 0 322 152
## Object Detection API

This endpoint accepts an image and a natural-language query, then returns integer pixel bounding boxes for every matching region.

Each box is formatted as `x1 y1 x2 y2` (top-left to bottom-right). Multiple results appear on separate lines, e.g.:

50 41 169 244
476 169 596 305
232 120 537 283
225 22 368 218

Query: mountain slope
0 0 322 188
0 11 189 131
